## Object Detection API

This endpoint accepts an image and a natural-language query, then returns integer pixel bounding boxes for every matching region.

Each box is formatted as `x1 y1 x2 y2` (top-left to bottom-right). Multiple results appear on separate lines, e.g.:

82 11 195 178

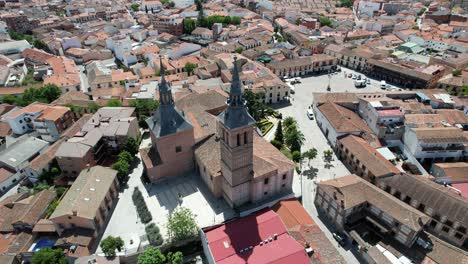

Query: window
455 232 463 239
282 174 286 180
72 171 77 175
264 178 269 185
237 134 240 146
429 220 437 228
264 191 268 195
19 120 23 124
457 226 466 233
210 175 213 181
442 226 450 233
175 146 182 153
282 183 286 188
244 132 247 144
445 220 453 228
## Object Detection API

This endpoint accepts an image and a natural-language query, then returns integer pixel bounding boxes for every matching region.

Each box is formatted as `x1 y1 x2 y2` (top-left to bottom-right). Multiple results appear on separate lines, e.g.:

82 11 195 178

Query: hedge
146 223 164 246
132 187 152 224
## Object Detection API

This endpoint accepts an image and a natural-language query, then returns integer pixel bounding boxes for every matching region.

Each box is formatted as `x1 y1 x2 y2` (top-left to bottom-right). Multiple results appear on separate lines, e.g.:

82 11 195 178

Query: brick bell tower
216 56 256 208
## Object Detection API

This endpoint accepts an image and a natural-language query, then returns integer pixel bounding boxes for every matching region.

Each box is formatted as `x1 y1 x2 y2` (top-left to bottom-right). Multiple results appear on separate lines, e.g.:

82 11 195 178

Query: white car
307 109 314 119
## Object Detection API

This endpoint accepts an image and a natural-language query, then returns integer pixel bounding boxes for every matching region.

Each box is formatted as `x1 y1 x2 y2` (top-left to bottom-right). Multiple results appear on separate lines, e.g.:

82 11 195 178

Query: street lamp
326 73 332 91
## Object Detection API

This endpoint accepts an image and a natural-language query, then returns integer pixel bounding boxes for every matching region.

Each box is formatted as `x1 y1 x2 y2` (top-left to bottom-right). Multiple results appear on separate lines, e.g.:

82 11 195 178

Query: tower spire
158 56 173 105
227 56 243 107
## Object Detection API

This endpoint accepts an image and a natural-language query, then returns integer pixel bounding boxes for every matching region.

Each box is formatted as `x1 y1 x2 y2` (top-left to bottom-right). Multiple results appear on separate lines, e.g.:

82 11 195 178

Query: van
354 79 366 88
306 108 314 119
380 80 387 89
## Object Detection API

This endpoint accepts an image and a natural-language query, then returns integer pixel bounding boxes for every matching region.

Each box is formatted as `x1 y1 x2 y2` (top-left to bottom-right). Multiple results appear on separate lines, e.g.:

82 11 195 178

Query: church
141 56 295 208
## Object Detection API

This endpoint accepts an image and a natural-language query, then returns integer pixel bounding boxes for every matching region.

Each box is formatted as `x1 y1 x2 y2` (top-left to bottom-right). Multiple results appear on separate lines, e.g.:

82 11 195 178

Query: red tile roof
203 209 310 264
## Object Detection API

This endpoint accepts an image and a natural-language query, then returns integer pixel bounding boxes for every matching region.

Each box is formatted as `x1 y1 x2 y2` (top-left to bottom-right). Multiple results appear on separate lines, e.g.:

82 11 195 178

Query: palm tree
282 116 297 132
285 127 305 153
302 148 318 166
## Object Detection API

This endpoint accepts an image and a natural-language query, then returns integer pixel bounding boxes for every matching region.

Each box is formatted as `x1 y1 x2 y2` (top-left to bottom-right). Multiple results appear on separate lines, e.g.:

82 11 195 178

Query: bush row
145 223 164 246
132 187 152 224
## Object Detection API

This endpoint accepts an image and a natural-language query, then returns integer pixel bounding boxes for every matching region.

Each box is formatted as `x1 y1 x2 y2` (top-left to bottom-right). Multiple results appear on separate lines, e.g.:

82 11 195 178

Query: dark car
333 232 347 246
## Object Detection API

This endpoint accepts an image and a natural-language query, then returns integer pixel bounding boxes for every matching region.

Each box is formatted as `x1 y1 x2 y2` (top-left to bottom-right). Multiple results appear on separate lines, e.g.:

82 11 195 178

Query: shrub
132 187 152 224
292 151 301 162
146 223 164 246
270 139 282 150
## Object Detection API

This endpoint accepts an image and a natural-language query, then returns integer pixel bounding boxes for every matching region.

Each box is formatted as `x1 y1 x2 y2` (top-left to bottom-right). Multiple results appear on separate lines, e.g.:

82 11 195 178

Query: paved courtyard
98 140 235 254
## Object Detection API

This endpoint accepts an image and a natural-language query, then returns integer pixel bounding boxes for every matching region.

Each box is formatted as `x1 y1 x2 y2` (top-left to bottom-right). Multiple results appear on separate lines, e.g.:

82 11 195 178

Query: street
274 68 374 264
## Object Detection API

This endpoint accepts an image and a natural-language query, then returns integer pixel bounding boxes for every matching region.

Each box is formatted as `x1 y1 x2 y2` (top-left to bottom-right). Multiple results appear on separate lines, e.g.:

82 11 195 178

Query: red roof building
201 209 311 264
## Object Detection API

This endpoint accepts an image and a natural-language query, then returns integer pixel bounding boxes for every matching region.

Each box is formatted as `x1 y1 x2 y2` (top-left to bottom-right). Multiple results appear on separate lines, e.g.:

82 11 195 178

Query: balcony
422 146 464 152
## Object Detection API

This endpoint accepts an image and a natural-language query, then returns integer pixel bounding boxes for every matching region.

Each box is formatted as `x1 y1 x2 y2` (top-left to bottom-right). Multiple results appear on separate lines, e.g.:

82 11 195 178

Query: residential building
315 175 430 248
266 55 337 77
142 58 295 208
0 14 36 33
403 127 465 163
336 135 400 182
43 56 81 93
367 59 445 89
0 136 49 192
0 190 55 233
3 103 73 142
49 166 119 249
377 173 468 249
86 61 137 91
336 48 375 72
150 15 183 36
430 162 468 184
55 107 138 178
200 209 311 264
272 199 347 264
0 40 32 55
315 102 379 147
358 97 405 140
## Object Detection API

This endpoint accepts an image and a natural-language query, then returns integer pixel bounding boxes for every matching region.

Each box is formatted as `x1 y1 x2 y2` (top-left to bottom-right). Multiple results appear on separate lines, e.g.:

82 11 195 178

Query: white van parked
380 80 387 89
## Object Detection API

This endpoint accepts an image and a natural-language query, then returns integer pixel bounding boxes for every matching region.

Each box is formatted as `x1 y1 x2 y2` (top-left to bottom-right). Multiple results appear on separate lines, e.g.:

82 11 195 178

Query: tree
183 18 197 34
235 47 244 54
270 139 282 150
88 102 101 113
295 18 301 25
100 236 124 257
452 70 462 77
106 99 123 107
274 120 284 144
231 16 241 24
323 149 333 162
130 3 140 12
129 99 159 116
292 151 301 162
282 116 297 132
33 39 47 50
167 251 184 264
124 137 139 155
284 126 305 152
167 207 198 241
138 247 166 264
41 84 62 103
339 0 353 8
32 247 67 264
118 150 134 164
112 160 130 182
319 16 332 27
302 148 317 166
184 62 197 75
169 1 175 7
2 94 17 104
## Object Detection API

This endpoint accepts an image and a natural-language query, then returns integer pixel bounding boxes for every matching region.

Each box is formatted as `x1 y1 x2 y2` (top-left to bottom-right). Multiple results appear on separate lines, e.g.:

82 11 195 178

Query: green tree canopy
88 102 101 113
106 99 123 107
235 47 244 54
284 126 305 153
32 247 67 264
167 207 198 241
112 160 130 182
138 247 166 264
274 120 284 144
100 236 124 257
118 150 134 164
184 62 197 75
124 137 139 155
167 251 184 264
323 149 333 162
130 3 140 11
129 99 159 116
319 16 332 27
183 18 197 34
2 94 17 104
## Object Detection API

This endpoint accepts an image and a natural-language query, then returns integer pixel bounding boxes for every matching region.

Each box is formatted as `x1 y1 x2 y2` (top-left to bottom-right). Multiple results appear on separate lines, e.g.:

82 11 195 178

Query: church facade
141 56 295 208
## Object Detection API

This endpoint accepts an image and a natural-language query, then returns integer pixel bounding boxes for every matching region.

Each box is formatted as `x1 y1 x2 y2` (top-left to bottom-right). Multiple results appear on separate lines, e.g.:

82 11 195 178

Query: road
274 69 378 263
78 65 89 93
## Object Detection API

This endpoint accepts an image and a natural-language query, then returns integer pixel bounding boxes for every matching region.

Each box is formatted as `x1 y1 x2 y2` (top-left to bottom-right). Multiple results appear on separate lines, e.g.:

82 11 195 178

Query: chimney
72 210 77 216
273 233 278 240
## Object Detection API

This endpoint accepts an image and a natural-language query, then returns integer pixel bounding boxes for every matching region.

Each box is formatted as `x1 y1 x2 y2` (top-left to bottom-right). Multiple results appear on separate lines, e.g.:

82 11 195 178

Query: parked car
348 73 352 78
333 232 347 246
306 108 314 119
357 75 362 80
366 78 371 84
352 74 357 79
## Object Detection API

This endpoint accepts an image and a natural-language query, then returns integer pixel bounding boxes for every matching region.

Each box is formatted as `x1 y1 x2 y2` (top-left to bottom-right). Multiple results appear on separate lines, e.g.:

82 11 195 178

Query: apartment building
336 48 375 72
0 14 37 34
358 97 405 140
86 61 137 91
49 166 119 248
403 127 465 163
336 135 400 182
315 102 379 147
150 15 183 36
315 175 430 248
55 107 139 178
4 103 73 142
267 54 337 77
377 173 468 250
